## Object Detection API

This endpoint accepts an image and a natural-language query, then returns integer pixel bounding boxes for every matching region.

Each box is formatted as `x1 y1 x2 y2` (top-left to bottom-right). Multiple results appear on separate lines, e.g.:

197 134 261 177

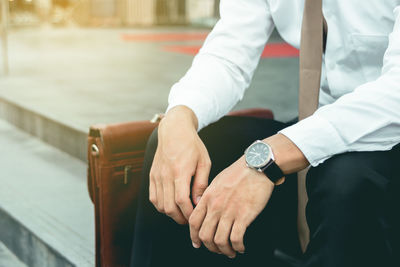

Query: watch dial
246 142 270 167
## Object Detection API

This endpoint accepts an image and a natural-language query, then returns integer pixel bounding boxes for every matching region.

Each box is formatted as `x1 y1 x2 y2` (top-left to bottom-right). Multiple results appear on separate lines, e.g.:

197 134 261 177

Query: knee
306 152 376 204
305 153 380 234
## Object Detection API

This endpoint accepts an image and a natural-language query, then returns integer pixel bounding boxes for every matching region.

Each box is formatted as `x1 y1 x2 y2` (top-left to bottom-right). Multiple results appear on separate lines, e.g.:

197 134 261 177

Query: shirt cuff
279 114 347 166
166 83 217 131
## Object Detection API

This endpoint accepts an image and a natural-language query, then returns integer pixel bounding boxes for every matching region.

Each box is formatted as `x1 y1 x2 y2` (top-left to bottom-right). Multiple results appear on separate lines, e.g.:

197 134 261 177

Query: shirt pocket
350 34 389 81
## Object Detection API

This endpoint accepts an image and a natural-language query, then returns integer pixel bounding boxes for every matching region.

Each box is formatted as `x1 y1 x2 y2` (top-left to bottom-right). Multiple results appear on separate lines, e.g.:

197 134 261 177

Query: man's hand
189 156 274 258
150 106 211 224
188 133 309 258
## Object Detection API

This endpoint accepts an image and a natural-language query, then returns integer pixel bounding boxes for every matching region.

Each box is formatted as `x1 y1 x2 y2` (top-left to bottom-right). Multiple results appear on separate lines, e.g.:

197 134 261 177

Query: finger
163 180 187 224
154 177 165 213
230 221 247 253
189 200 207 248
149 176 157 207
198 212 221 254
174 177 194 220
214 217 236 258
191 157 211 205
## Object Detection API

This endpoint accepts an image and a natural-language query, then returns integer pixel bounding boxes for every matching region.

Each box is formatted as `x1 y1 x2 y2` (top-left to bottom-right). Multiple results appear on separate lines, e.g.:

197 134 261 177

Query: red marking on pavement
163 43 299 58
261 43 299 58
163 45 201 55
121 33 209 42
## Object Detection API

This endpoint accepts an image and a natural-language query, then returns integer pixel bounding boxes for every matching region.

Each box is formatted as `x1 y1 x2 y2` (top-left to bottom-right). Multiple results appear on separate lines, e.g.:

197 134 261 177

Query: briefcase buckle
150 113 164 123
124 165 133 184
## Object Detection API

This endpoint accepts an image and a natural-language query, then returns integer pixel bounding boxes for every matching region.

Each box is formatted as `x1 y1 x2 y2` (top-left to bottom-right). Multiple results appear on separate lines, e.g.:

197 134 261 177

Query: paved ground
0 26 299 132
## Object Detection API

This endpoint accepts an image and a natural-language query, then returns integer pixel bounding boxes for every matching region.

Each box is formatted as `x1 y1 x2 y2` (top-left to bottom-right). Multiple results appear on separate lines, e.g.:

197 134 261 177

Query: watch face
245 141 271 168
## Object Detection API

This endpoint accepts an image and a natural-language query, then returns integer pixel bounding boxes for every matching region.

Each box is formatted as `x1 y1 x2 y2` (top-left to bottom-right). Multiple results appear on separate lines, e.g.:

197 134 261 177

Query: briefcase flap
89 121 157 159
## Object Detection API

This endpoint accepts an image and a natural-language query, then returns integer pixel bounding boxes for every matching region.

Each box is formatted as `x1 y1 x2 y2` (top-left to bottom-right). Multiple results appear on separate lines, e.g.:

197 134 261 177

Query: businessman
131 0 400 266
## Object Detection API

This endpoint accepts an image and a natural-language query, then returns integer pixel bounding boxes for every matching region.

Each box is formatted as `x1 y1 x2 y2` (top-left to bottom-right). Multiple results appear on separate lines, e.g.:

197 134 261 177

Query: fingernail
228 255 236 259
192 242 200 249
238 251 245 254
196 196 201 204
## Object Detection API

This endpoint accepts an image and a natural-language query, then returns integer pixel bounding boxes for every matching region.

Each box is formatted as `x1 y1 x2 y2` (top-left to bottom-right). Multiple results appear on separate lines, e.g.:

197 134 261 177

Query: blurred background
4 0 219 27
0 1 298 266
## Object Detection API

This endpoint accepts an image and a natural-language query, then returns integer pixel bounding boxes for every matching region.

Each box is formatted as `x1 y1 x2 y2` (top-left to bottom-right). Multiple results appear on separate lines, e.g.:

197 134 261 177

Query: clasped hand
188 156 274 258
149 107 274 258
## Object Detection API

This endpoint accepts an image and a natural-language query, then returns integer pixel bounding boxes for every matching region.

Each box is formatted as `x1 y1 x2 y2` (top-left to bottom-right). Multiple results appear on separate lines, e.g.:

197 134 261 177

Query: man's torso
270 0 399 105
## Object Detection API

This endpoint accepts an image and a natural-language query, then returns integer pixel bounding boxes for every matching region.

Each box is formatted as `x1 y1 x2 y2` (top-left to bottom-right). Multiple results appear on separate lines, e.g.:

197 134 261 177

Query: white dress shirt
166 0 400 166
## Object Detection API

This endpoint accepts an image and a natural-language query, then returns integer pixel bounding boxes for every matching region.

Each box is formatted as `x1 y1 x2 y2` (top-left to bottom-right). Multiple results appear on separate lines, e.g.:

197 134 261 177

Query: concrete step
0 119 94 267
0 242 27 267
0 97 87 162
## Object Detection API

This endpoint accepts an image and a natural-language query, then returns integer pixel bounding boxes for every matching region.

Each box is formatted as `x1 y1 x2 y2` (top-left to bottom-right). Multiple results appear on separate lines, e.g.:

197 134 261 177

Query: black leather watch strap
262 161 284 183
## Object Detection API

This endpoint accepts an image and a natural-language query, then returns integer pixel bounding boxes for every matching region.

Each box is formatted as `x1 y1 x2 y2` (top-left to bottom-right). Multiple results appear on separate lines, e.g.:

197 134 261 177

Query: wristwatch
244 140 285 185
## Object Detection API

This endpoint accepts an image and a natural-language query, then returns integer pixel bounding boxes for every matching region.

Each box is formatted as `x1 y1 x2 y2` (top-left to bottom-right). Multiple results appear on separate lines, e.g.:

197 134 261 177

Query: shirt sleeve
166 0 275 130
280 6 400 167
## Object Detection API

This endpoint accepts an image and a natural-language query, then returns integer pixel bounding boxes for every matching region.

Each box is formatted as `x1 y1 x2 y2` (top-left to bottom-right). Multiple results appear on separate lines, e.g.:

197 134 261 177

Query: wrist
263 134 310 175
163 105 199 131
244 140 286 185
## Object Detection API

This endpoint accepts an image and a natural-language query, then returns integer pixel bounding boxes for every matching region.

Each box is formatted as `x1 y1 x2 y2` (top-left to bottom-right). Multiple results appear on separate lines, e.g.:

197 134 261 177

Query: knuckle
174 176 185 183
166 211 175 217
164 207 176 217
175 195 186 206
208 247 219 253
201 191 210 200
149 169 156 180
160 167 171 179
157 207 165 214
149 195 157 205
173 178 180 186
199 232 211 243
170 164 181 176
159 172 167 182
230 235 241 245
210 201 223 211
199 157 211 168
214 237 226 247
157 203 165 213
196 181 209 190
176 218 187 225
205 159 212 168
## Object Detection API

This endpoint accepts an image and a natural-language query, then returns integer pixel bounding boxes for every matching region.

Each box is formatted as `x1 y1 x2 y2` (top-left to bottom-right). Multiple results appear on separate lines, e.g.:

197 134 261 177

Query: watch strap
262 161 284 183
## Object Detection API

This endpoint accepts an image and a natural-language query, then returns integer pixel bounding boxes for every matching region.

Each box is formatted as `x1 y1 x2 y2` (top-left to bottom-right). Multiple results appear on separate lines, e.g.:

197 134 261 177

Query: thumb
191 158 211 205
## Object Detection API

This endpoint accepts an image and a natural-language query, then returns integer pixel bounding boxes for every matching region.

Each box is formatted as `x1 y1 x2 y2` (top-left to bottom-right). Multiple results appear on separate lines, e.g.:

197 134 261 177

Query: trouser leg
303 146 400 267
130 116 301 267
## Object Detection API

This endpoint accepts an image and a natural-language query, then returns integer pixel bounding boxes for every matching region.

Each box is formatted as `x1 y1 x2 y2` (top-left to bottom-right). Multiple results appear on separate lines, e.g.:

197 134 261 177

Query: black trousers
130 117 400 267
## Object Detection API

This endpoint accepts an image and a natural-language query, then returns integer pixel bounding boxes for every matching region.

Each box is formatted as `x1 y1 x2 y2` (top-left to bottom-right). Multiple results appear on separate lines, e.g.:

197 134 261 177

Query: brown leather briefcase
87 109 274 267
87 113 162 267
